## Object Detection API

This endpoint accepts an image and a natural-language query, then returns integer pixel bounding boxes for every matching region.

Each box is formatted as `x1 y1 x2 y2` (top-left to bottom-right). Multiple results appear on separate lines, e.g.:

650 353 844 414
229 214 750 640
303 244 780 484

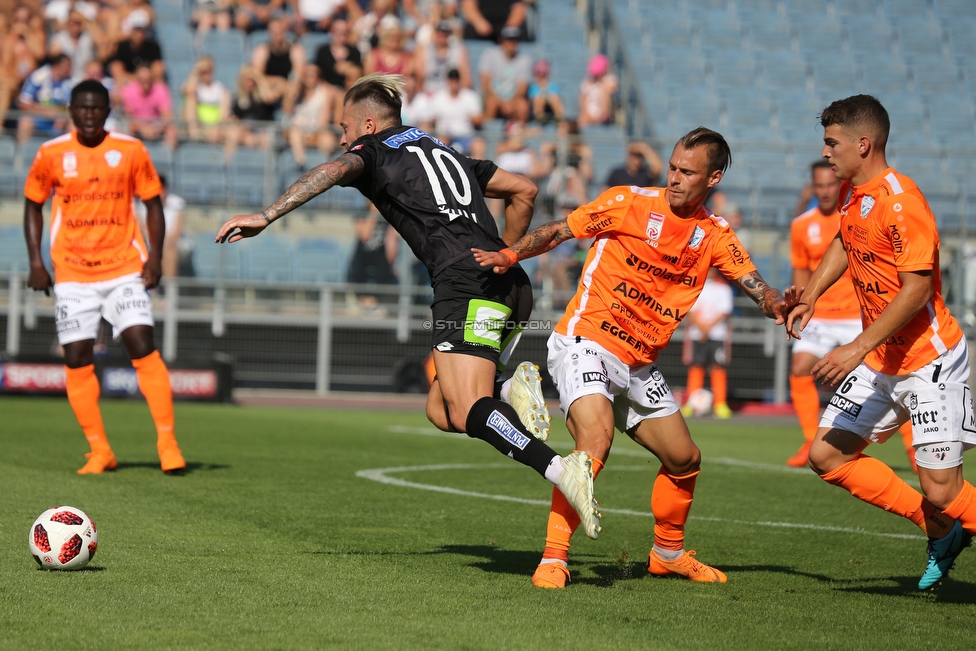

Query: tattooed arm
734 270 789 324
216 153 365 243
472 219 576 274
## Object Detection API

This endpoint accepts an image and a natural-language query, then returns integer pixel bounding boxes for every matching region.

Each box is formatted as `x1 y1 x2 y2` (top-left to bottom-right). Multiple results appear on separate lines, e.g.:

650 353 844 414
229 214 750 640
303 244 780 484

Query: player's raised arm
216 152 365 243
23 198 51 294
472 219 575 274
785 234 849 338
733 270 787 324
482 167 537 245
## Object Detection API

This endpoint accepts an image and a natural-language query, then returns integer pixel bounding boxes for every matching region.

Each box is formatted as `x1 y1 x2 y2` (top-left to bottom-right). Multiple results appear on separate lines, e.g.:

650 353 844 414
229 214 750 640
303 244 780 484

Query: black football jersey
344 125 506 277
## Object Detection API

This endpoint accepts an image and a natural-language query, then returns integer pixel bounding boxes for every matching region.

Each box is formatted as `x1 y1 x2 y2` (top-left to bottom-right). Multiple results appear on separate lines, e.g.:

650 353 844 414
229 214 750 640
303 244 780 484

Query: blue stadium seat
227 148 270 208
240 234 293 283
174 143 226 204
0 138 17 195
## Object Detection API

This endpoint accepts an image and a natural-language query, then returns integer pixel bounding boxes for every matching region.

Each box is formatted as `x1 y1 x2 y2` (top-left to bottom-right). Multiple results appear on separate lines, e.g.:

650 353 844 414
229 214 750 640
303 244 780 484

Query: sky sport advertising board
0 362 229 401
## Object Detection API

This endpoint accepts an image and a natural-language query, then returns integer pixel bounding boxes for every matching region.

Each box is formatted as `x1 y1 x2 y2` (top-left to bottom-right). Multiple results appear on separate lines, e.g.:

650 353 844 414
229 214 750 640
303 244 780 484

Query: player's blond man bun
344 73 405 126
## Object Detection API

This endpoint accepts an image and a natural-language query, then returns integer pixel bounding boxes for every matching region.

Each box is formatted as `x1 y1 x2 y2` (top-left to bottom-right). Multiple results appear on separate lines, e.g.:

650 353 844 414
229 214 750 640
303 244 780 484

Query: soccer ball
685 388 714 416
29 506 98 570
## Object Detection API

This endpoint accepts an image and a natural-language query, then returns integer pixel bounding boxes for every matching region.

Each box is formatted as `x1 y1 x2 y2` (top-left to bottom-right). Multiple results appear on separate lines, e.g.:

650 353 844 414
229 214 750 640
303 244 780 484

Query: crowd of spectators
0 0 641 297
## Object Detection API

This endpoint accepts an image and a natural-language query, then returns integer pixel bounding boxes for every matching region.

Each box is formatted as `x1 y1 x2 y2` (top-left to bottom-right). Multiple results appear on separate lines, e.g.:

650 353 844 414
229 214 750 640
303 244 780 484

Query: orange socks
65 365 111 454
685 366 705 398
819 454 950 538
541 455 604 561
790 374 821 442
131 351 177 449
942 481 976 535
710 368 727 405
651 467 700 551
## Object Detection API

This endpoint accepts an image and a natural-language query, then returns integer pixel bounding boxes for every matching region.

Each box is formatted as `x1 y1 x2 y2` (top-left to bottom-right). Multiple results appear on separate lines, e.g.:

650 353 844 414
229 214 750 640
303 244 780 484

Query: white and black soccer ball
685 388 714 417
29 506 98 570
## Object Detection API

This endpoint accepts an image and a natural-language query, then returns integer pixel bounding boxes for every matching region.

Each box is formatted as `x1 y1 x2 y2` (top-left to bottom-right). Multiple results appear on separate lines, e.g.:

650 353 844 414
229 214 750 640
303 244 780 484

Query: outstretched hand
216 213 270 244
472 248 512 274
782 285 812 340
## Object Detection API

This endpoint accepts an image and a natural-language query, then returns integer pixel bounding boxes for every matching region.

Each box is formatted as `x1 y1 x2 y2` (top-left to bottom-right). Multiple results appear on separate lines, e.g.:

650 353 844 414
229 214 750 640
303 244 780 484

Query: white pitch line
355 463 925 541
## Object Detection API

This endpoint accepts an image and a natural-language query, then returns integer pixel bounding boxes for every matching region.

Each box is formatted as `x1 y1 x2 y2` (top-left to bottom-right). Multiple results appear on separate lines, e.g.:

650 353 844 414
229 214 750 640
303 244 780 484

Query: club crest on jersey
688 225 706 250
646 212 665 243
104 150 122 168
860 195 875 219
62 151 78 178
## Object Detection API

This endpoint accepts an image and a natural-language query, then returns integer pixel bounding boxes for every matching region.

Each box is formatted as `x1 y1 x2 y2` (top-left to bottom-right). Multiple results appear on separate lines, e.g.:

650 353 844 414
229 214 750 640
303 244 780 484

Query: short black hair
819 94 890 152
810 159 833 174
70 79 110 105
677 126 732 174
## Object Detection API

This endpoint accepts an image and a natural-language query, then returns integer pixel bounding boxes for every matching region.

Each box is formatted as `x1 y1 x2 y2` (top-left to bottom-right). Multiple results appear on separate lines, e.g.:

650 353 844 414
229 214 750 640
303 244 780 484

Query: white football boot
507 362 552 441
556 451 602 540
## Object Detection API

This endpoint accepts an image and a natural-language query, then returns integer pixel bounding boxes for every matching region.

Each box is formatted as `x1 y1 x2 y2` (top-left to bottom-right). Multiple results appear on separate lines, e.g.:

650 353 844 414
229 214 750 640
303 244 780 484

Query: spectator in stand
538 198 591 307
118 0 154 36
680 267 734 420
541 118 592 212
351 0 396 59
190 0 234 41
461 0 526 41
347 203 399 316
225 64 277 157
291 0 351 35
16 52 72 142
119 60 177 148
48 11 95 82
42 0 98 31
363 16 412 76
251 17 306 105
181 55 231 144
478 25 530 123
314 18 362 90
399 71 432 130
603 140 664 189
108 12 164 85
282 63 342 170
234 0 285 33
578 53 617 127
428 68 482 155
0 5 46 123
528 59 563 125
406 0 457 49
487 119 542 217
415 19 470 94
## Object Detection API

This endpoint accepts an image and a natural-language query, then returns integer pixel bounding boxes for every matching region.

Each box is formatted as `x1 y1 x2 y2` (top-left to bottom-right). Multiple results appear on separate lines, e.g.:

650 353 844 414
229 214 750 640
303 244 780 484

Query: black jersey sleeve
341 136 377 190
472 159 499 192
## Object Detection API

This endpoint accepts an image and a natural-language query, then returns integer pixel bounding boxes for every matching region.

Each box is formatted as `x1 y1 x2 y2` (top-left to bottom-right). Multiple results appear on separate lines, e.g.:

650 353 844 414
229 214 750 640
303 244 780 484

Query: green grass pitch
1 395 975 650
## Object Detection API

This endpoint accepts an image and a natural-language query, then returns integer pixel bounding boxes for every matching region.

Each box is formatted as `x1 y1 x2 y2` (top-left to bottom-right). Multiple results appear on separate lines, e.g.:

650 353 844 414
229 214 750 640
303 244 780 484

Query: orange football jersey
791 206 860 320
556 185 757 366
24 131 161 283
838 168 962 374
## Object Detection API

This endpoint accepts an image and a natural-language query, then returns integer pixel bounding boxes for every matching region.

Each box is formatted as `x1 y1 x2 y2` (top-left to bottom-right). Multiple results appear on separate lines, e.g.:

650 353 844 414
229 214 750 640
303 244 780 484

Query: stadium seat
227 148 271 208
0 138 17 195
240 234 293 283
174 143 226 204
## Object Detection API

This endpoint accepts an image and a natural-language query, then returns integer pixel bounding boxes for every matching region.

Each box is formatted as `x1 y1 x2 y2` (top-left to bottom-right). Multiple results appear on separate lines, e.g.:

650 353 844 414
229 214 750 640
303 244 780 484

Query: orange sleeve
790 218 808 269
133 142 162 201
566 186 633 239
887 195 936 273
23 148 52 204
711 226 757 281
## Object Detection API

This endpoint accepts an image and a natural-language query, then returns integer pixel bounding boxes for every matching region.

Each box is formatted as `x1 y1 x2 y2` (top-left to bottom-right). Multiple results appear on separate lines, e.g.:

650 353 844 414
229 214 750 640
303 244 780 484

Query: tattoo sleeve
510 220 575 260
737 271 785 319
263 153 365 222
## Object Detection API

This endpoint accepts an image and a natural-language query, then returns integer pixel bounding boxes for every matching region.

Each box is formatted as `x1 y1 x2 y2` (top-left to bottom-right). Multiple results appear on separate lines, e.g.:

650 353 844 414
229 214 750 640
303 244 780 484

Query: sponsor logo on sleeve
382 127 446 149
487 410 530 450
828 394 862 421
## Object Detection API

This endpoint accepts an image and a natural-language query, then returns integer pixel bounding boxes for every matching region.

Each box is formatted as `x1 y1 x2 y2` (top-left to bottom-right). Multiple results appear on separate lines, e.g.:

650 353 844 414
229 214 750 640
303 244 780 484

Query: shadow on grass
112 461 230 475
835 576 976 604
36 565 107 572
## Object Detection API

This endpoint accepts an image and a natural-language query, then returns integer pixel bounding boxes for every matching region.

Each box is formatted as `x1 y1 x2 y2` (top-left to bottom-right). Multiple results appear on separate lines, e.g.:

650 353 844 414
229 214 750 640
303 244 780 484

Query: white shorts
54 273 155 345
792 318 862 358
546 332 679 433
819 338 976 469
